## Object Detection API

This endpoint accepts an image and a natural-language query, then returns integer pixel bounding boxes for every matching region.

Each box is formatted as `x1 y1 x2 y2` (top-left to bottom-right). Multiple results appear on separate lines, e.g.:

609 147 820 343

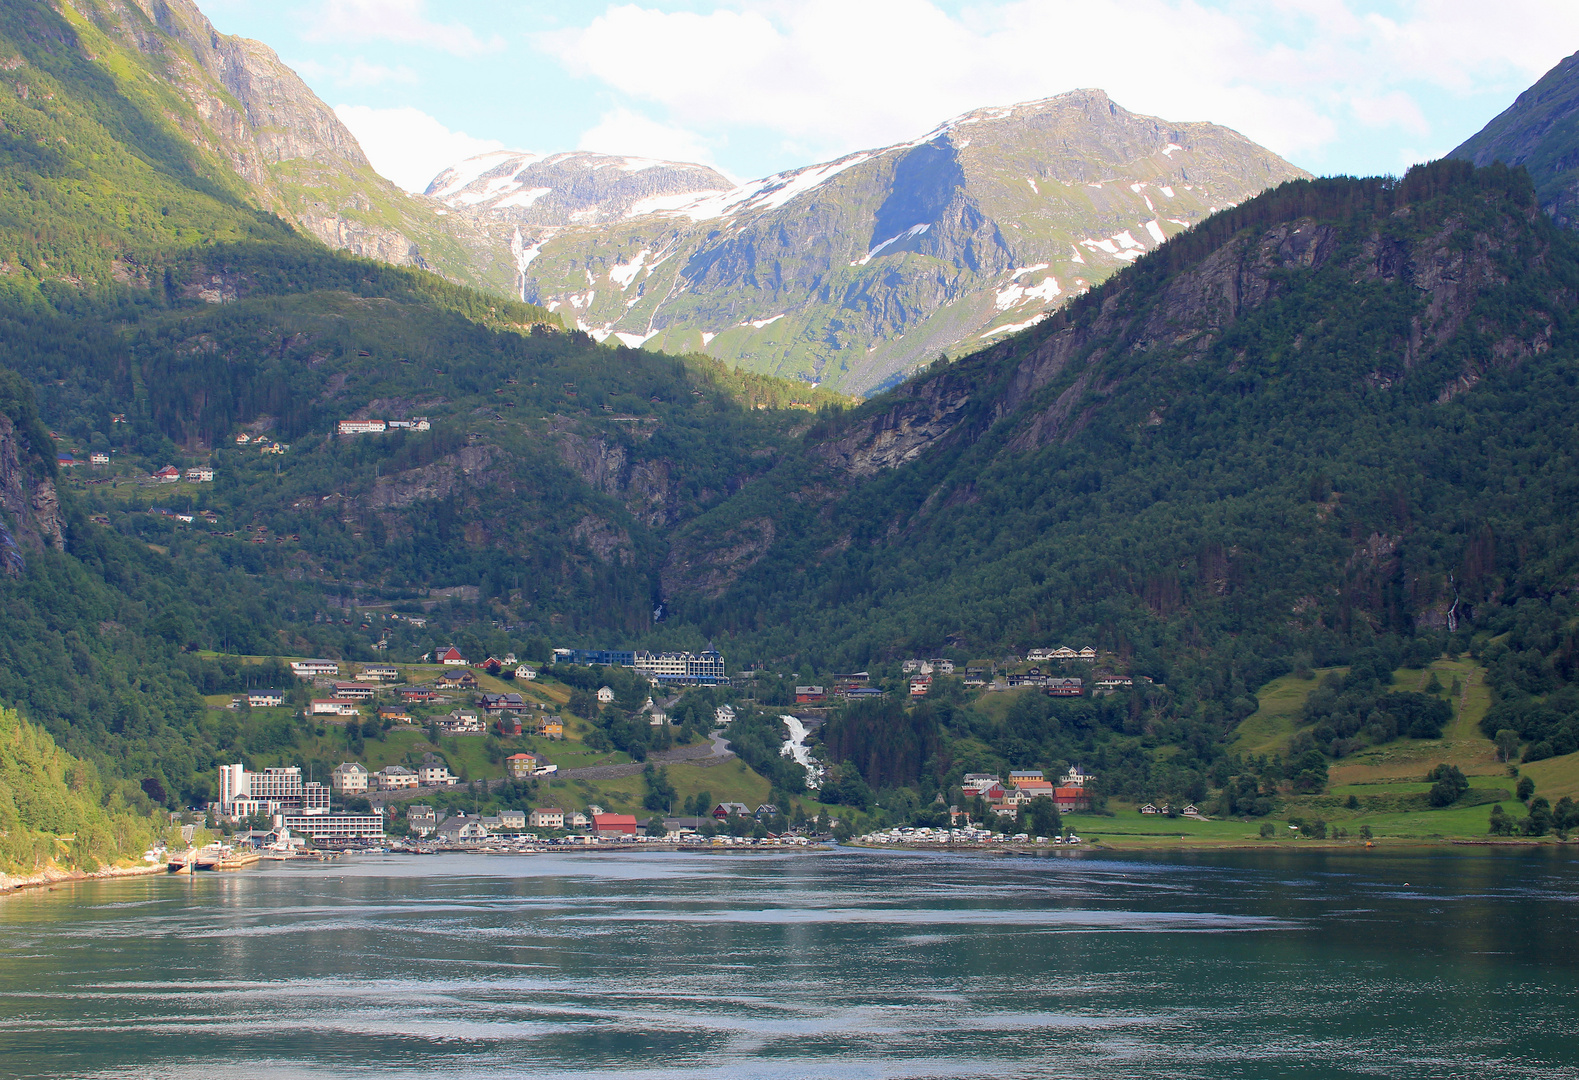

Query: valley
4 0 1579 884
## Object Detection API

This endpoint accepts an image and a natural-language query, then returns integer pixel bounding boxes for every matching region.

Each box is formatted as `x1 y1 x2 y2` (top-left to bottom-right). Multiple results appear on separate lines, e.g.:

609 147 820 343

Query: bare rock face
812 374 974 478
571 515 632 564
554 429 681 527
0 414 63 572
661 516 775 599
364 446 498 510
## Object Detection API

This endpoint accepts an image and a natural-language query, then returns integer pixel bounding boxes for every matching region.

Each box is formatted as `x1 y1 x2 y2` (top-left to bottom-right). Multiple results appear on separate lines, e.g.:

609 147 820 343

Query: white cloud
334 105 505 192
294 55 418 88
576 108 729 174
539 0 1579 173
304 0 503 56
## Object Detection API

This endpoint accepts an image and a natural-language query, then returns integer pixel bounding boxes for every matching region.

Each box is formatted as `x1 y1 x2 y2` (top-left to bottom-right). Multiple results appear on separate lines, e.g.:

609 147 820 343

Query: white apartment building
338 420 387 435
217 764 331 817
311 699 359 717
247 693 284 707
281 813 384 842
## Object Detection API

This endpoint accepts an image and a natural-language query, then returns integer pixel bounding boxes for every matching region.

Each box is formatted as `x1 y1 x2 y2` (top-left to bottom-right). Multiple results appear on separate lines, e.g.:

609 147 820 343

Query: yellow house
537 716 564 739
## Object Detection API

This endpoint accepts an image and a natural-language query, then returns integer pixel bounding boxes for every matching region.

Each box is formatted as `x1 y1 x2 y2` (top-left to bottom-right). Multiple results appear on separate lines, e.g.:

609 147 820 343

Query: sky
196 0 1579 193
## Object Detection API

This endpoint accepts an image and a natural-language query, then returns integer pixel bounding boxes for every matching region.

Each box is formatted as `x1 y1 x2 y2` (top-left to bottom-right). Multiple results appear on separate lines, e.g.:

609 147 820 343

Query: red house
593 812 638 838
439 647 467 666
1053 787 1091 812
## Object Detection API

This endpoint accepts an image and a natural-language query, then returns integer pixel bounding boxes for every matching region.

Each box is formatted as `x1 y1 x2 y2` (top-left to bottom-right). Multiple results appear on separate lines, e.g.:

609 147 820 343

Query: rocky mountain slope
1452 48 1579 228
49 0 517 294
427 151 732 229
433 91 1308 394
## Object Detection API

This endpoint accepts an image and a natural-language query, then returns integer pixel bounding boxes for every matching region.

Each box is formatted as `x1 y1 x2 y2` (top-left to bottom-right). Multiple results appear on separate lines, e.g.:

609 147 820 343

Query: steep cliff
51 0 518 294
0 409 63 573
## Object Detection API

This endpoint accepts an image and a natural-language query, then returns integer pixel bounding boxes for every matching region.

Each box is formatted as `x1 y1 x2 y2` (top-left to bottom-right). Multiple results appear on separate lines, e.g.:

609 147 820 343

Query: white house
929 658 954 674
902 659 922 673
407 805 437 836
373 766 419 791
529 807 566 829
596 686 614 703
715 704 735 725
338 419 387 435
247 693 284 708
330 762 369 795
185 467 215 482
310 699 359 717
418 765 458 786
496 809 526 830
291 660 340 678
435 817 488 842
515 666 537 680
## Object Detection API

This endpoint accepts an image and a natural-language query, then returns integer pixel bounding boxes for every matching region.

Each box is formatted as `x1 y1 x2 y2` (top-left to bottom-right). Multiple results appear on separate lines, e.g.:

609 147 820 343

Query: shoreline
1 860 169 895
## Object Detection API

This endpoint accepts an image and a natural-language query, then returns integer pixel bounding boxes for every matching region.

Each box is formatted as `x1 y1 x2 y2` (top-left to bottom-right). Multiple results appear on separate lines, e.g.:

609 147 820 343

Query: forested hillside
0 0 842 841
666 161 1579 804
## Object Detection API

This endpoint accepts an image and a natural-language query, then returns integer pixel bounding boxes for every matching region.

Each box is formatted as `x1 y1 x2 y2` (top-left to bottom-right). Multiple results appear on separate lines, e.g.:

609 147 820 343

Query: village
184 638 1149 859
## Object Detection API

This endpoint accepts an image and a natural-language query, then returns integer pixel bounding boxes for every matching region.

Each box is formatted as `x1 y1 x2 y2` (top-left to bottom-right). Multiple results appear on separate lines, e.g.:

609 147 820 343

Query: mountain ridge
1451 47 1579 227
429 89 1310 394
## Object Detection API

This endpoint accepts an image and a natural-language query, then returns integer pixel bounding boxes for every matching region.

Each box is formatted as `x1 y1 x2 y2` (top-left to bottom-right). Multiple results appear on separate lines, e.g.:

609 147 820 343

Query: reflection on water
2 848 1577 1079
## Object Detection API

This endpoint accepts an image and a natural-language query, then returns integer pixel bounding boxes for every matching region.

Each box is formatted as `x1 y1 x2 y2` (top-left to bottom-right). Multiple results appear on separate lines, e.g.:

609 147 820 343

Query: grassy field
1230 667 1347 756
1194 655 1578 844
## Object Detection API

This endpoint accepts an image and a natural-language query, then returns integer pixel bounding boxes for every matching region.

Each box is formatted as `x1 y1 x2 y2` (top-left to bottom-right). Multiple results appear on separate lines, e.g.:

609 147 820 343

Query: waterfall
779 714 825 789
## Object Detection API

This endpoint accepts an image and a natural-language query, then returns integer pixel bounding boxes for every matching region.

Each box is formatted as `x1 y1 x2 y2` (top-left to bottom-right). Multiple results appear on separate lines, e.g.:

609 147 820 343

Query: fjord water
3 849 1577 1079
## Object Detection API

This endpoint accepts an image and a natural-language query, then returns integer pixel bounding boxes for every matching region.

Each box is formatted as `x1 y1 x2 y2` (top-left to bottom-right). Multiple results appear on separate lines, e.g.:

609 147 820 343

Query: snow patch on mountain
614 330 660 347
609 250 650 289
496 187 551 210
746 314 785 329
428 151 532 201
1145 220 1167 244
859 223 930 265
995 276 1061 310
980 312 1050 338
675 152 875 222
